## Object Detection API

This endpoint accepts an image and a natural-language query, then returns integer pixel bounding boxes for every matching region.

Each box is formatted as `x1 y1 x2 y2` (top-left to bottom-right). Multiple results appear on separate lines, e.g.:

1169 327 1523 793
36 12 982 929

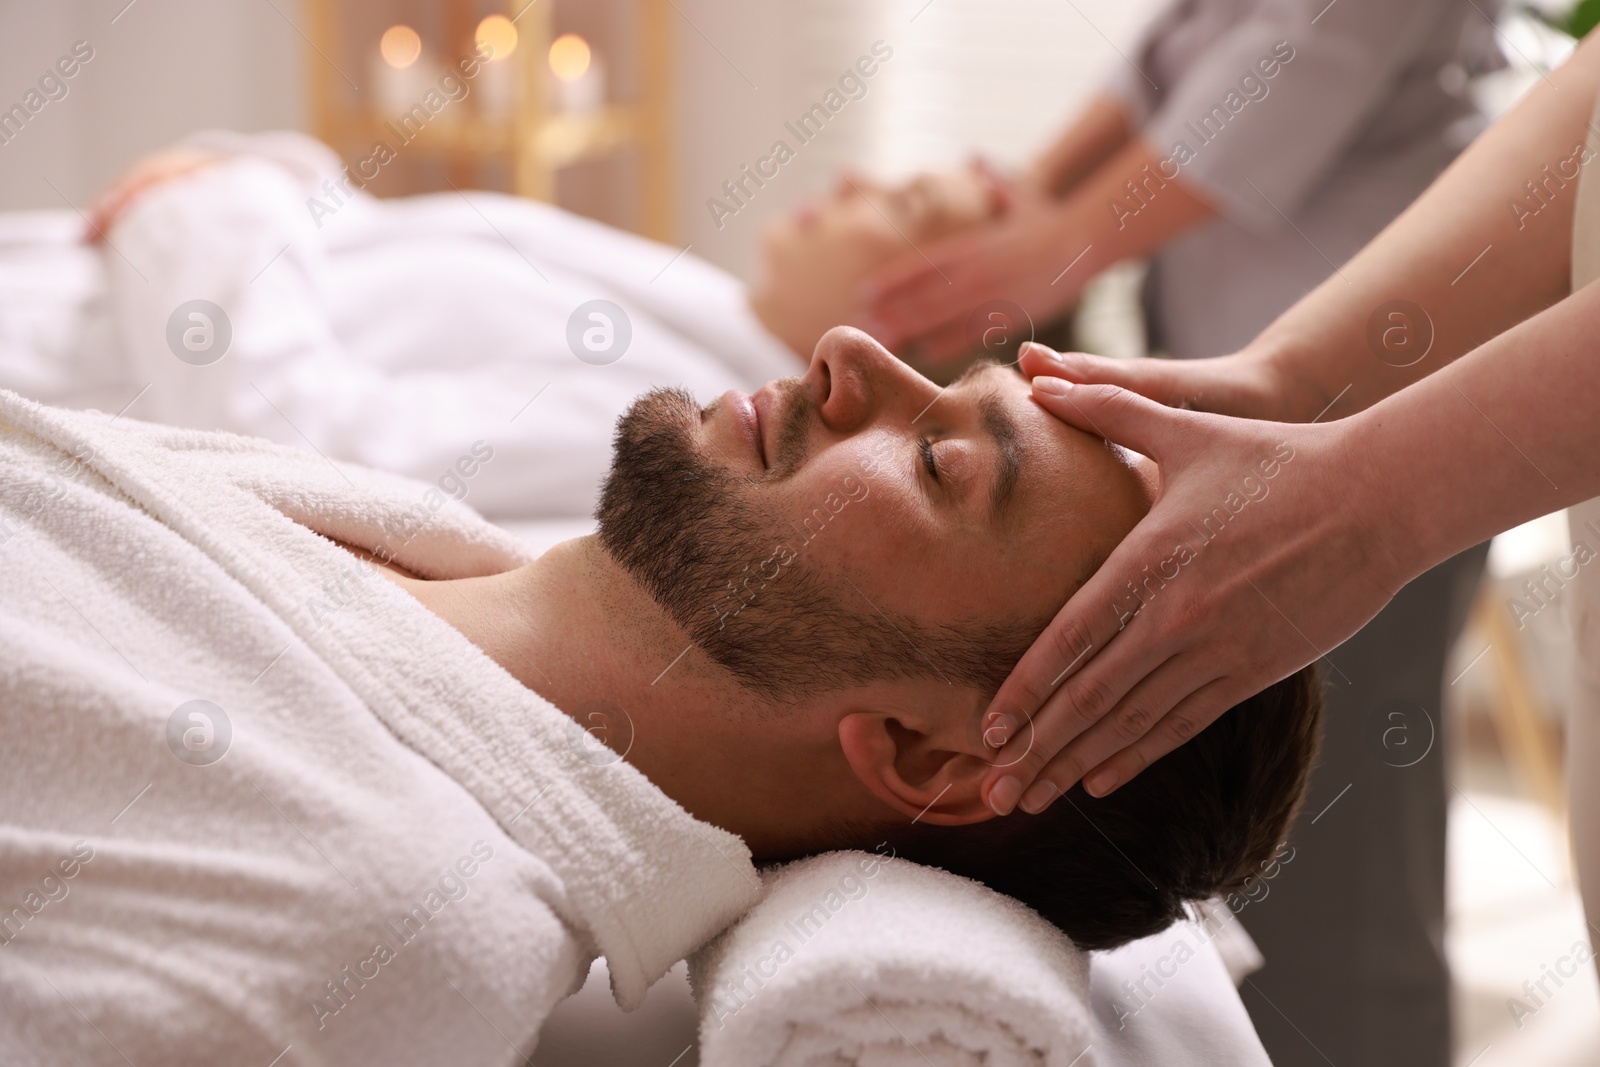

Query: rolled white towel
690 850 1097 1067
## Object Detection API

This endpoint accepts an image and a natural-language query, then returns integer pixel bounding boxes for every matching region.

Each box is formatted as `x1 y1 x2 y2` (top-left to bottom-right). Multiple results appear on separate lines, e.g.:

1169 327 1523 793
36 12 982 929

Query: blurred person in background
861 2 1506 1065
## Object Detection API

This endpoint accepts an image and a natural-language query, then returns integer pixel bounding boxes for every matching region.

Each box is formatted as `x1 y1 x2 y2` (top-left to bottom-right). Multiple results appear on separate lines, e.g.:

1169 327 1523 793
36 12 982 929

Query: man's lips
722 389 766 468
751 385 777 468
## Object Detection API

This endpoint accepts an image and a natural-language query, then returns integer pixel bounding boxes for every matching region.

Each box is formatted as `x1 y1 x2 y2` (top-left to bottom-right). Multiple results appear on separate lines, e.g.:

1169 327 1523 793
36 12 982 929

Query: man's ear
837 711 997 827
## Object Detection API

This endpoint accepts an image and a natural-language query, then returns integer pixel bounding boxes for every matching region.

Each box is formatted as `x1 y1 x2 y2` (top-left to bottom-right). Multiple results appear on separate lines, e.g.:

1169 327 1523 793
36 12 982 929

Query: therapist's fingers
860 244 936 304
981 393 1400 816
1020 343 1197 408
979 519 1184 805
1026 375 1192 464
1075 677 1252 801
863 224 1021 350
1018 342 1295 422
983 610 1178 805
1018 667 1236 811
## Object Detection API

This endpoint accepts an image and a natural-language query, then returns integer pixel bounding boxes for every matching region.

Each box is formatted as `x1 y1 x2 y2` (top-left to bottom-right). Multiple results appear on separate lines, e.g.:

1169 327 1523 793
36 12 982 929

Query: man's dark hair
877 668 1323 950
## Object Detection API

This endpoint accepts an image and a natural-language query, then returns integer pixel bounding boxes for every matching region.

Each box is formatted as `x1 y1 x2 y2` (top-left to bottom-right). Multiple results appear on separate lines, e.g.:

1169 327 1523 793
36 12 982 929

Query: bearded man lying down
0 327 1318 1064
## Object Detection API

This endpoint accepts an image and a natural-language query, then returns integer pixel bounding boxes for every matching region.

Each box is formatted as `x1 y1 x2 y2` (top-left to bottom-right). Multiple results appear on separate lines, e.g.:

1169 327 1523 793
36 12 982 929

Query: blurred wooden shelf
324 105 640 169
300 0 674 240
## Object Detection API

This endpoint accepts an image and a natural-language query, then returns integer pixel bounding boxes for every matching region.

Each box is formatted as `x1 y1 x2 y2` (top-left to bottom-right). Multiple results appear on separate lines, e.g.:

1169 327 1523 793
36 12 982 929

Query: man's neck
385 536 869 858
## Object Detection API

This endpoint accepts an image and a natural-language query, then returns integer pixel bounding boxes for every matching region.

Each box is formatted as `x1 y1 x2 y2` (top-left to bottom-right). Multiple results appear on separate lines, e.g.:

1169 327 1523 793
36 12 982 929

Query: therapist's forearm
1048 137 1218 295
1252 33 1600 419
1242 32 1600 423
1350 276 1600 586
1026 95 1137 199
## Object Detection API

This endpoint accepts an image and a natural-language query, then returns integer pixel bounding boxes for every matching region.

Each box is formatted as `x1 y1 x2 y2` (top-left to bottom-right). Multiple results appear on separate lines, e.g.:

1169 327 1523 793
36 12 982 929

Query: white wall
0 0 302 211
669 0 894 279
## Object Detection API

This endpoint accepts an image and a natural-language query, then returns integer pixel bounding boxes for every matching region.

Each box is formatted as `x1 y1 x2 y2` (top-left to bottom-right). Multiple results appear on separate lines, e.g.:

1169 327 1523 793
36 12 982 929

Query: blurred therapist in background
864 3 1505 1066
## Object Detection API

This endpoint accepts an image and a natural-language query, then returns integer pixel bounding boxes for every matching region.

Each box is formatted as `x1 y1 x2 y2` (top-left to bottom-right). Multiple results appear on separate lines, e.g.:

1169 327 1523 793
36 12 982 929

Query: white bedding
0 131 800 520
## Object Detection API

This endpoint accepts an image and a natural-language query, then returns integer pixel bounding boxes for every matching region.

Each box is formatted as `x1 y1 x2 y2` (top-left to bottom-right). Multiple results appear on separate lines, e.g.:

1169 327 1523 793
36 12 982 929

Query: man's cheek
816 491 927 590
819 476 918 537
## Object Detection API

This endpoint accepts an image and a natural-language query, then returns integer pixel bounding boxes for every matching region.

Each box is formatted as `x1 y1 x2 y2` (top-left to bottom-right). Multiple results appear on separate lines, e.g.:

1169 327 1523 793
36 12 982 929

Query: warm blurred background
0 0 1159 280
0 1 1594 1063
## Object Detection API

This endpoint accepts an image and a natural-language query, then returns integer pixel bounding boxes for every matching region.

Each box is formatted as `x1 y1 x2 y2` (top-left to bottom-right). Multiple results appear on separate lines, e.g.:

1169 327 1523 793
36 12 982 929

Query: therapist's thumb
1029 377 1183 459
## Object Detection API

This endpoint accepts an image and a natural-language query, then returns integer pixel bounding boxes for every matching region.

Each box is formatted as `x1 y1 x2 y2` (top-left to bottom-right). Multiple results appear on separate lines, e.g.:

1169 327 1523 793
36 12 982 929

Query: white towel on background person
0 389 760 1066
690 851 1098 1067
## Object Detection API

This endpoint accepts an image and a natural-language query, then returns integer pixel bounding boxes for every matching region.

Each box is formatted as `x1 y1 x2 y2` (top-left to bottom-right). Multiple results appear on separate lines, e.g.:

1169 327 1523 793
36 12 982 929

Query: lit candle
372 24 430 118
549 34 605 114
476 14 519 120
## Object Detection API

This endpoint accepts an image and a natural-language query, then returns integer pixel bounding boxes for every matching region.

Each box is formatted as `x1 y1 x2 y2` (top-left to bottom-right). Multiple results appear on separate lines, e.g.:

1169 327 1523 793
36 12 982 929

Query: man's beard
596 387 883 700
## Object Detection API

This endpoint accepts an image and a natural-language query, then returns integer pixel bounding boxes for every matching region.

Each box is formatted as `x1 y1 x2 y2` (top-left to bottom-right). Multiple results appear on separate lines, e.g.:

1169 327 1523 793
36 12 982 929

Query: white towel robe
79 131 799 520
0 391 760 1066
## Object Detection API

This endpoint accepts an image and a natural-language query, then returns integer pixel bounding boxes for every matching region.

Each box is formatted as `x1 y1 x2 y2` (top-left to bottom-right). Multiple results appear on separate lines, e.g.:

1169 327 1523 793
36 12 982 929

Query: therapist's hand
980 370 1413 815
1011 341 1331 424
861 191 1084 365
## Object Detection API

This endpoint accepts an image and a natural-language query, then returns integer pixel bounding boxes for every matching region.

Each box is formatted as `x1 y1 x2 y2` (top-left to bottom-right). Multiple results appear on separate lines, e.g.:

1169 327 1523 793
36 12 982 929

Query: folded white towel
690 850 1098 1067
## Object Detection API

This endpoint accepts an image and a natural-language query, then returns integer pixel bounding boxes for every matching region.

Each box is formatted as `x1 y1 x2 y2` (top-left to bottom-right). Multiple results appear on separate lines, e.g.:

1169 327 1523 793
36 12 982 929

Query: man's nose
807 326 940 434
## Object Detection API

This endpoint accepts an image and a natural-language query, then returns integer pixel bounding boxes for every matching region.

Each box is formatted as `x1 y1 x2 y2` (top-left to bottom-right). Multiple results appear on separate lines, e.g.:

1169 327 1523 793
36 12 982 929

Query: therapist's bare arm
1255 31 1600 417
1024 94 1136 198
1046 30 1600 425
1370 275 1600 579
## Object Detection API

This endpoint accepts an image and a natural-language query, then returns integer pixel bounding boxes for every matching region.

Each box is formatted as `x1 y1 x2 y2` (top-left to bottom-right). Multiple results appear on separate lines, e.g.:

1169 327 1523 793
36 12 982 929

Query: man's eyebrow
934 360 1024 523
977 390 1023 523
942 361 1023 522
